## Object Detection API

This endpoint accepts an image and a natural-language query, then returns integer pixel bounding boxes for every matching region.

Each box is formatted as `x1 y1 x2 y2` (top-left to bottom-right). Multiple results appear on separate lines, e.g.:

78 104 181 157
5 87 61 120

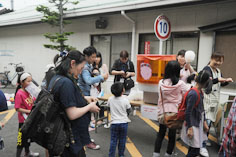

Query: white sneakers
23 151 39 157
206 140 212 147
164 152 172 157
153 152 160 157
200 147 209 157
104 123 110 128
153 152 172 157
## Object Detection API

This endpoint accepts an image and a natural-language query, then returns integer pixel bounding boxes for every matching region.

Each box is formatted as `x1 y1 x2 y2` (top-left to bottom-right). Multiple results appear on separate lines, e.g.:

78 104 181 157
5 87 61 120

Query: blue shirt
0 90 7 112
185 90 205 128
78 63 104 96
49 75 91 154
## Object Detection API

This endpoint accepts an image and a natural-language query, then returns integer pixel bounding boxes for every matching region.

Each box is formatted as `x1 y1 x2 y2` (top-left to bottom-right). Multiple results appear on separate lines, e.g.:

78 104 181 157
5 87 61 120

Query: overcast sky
0 0 47 10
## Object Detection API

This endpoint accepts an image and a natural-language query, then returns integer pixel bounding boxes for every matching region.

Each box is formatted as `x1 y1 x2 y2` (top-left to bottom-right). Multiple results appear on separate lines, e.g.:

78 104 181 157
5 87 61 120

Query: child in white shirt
108 82 131 157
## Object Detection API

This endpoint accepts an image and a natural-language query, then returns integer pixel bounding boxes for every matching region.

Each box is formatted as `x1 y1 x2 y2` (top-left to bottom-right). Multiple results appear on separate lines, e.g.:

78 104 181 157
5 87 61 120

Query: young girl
90 67 104 127
154 61 190 157
14 73 39 157
181 70 210 157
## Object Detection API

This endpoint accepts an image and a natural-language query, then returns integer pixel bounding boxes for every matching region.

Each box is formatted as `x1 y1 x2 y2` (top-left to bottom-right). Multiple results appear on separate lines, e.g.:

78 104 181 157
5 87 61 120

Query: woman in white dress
93 51 109 91
92 51 109 122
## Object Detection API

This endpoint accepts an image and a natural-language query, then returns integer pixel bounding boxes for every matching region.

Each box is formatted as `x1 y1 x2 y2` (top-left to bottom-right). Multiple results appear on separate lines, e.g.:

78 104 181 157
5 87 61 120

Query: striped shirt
221 98 236 157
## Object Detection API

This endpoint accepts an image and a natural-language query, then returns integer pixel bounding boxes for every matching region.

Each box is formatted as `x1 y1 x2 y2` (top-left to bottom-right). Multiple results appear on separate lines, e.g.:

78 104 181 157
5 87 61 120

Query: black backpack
21 77 74 156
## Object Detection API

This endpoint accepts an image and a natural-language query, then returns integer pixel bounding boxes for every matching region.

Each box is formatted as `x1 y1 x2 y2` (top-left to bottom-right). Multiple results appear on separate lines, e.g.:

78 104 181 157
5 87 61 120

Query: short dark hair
177 49 186 57
120 50 129 59
111 82 124 97
164 60 181 85
83 46 97 57
54 50 85 76
211 51 224 61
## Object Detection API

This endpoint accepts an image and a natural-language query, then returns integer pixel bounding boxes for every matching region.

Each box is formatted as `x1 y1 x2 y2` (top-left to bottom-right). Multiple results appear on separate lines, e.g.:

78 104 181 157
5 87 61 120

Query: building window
138 31 199 69
139 34 171 55
91 33 132 69
215 31 236 81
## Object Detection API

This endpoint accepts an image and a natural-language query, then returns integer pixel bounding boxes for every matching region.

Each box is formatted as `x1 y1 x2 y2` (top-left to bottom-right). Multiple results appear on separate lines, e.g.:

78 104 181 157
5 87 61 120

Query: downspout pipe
121 10 135 62
11 0 14 11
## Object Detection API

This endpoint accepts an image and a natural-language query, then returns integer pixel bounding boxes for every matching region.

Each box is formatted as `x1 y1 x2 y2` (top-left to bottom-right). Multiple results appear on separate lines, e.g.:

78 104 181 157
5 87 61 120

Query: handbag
159 87 182 129
124 77 135 90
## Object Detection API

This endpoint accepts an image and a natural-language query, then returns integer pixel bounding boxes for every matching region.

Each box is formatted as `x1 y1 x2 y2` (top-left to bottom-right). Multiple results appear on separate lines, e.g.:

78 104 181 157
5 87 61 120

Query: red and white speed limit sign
154 15 171 41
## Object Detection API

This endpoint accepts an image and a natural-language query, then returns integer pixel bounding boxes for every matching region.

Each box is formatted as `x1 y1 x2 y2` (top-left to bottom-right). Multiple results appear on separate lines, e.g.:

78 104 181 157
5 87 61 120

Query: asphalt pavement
0 87 220 157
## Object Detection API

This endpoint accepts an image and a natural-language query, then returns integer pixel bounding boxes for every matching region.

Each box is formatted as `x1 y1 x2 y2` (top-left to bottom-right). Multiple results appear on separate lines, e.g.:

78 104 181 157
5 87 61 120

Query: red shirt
14 89 34 123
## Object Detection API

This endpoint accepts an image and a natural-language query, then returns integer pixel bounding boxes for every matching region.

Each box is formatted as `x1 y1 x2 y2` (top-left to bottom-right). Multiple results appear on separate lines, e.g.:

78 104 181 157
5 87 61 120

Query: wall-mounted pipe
121 10 135 62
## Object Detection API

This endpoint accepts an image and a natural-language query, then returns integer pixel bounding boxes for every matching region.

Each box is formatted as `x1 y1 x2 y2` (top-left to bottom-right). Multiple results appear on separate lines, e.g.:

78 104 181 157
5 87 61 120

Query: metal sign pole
159 40 163 55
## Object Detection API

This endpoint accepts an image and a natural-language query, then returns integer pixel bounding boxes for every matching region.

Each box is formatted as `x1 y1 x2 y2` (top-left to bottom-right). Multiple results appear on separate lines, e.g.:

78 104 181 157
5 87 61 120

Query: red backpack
177 87 201 121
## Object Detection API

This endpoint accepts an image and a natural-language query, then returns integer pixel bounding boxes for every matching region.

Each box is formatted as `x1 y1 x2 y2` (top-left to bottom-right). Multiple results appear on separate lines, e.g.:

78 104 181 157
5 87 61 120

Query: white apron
181 112 208 148
203 66 221 122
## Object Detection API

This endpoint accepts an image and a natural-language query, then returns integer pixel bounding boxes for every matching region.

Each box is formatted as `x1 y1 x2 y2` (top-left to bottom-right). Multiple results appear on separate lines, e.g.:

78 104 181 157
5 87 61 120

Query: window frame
91 32 132 70
138 31 200 69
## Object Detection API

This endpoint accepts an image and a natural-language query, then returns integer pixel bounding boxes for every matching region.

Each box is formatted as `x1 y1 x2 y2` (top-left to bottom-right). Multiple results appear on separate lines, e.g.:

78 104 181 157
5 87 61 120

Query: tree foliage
36 0 78 52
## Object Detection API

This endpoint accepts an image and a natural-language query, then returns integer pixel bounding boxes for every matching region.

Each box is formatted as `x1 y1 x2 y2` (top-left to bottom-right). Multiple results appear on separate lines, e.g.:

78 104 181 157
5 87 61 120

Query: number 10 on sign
154 15 171 54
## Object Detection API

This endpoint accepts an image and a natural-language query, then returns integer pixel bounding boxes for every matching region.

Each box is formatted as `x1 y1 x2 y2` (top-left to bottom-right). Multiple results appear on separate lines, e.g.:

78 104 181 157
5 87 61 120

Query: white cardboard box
141 104 158 121
143 91 158 104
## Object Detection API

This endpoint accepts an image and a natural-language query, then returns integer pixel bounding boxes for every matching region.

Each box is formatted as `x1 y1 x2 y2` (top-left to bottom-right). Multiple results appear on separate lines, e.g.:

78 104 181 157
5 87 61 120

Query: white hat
45 64 55 72
20 73 31 82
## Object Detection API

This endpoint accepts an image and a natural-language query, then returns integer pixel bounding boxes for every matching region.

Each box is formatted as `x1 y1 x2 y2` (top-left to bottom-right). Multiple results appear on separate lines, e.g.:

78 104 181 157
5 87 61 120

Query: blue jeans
109 123 128 157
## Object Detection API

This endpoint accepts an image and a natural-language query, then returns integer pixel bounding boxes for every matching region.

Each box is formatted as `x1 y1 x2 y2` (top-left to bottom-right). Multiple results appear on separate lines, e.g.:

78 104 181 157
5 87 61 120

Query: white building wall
198 32 214 71
0 1 236 88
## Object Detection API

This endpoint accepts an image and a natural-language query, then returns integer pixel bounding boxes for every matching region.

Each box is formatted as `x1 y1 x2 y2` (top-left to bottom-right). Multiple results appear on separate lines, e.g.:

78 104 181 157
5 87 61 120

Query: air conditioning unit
95 18 108 29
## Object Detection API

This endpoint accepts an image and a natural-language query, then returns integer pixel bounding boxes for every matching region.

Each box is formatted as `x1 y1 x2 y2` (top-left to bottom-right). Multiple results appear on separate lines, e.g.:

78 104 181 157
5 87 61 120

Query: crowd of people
154 50 234 157
0 46 235 157
3 46 135 157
